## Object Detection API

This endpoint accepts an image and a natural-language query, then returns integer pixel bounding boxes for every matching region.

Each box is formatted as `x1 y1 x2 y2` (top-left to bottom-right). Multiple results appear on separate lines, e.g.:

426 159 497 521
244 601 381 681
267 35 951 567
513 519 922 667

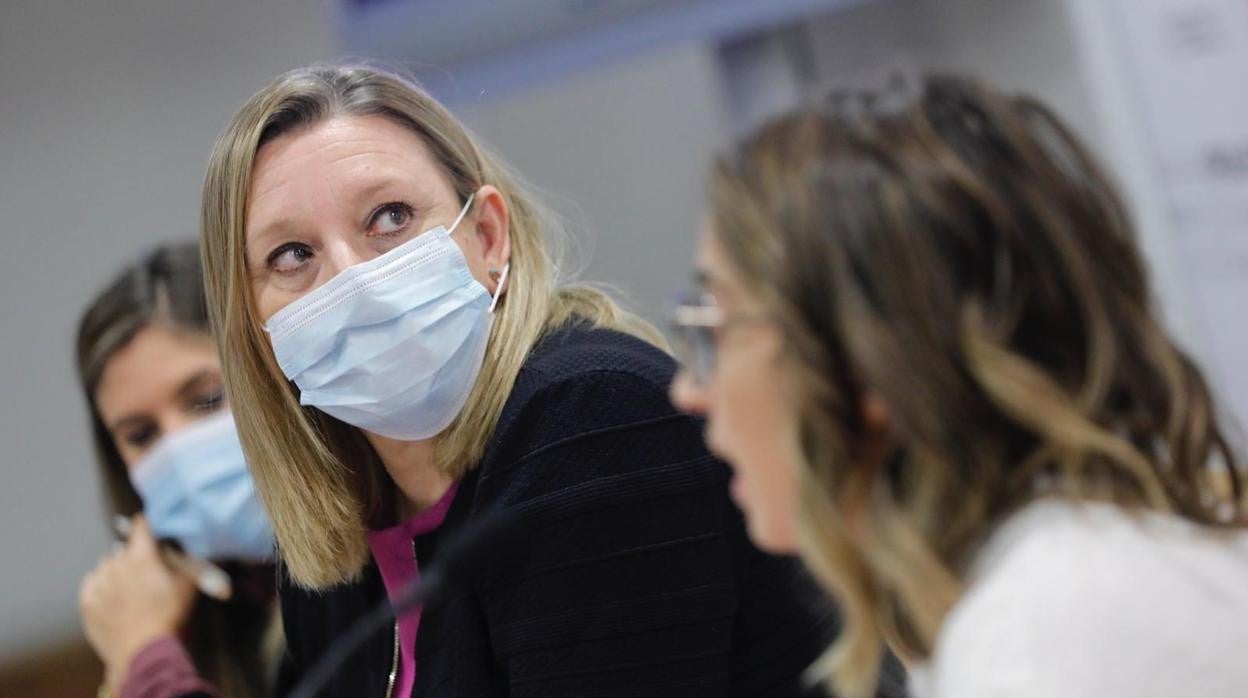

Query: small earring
488 264 510 313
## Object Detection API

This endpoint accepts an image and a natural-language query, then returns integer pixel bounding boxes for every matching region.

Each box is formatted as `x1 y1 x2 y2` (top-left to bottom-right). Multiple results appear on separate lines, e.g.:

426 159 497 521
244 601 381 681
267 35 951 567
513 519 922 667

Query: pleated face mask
264 195 507 440
131 410 276 562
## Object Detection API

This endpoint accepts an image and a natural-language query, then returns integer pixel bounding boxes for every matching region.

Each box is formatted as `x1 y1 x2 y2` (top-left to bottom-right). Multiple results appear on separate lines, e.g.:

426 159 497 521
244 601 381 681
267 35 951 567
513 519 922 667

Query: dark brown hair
708 75 1245 696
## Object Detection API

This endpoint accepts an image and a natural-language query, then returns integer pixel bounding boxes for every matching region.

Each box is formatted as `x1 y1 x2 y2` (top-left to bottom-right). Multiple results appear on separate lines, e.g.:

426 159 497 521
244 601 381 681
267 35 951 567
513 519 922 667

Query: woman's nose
321 236 370 279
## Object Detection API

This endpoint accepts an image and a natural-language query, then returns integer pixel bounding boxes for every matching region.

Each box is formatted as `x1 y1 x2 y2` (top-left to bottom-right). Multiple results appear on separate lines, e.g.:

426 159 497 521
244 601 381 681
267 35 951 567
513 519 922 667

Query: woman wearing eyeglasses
670 75 1248 698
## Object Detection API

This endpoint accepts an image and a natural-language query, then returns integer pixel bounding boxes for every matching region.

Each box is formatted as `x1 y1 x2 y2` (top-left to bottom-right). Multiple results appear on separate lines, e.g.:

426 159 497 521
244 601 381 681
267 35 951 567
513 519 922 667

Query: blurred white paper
1109 0 1248 431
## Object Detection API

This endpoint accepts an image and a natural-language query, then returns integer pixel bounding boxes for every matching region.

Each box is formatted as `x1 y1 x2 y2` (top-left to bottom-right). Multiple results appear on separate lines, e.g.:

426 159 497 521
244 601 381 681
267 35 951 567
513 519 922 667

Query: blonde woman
76 243 280 698
198 64 882 698
670 75 1248 698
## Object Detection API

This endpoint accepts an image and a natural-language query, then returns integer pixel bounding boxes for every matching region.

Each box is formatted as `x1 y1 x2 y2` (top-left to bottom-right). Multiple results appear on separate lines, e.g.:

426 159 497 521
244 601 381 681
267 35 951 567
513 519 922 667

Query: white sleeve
922 528 1102 698
920 501 1248 698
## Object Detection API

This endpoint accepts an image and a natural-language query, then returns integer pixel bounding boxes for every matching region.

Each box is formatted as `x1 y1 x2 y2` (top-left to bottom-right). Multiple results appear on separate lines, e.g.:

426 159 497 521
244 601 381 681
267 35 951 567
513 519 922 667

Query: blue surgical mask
131 410 275 562
264 195 506 440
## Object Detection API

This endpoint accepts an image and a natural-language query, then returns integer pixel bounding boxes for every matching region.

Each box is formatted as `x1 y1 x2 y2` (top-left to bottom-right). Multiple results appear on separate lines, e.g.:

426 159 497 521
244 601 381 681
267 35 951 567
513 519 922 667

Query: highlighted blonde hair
201 64 659 588
708 75 1246 697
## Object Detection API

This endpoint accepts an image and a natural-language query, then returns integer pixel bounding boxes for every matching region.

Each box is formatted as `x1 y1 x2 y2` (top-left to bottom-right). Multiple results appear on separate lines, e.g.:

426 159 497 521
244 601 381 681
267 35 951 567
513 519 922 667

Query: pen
112 516 233 602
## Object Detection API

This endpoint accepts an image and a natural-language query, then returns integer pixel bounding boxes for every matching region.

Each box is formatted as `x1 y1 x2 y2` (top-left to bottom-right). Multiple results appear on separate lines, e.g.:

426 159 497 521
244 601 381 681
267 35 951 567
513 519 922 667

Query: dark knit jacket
276 323 907 698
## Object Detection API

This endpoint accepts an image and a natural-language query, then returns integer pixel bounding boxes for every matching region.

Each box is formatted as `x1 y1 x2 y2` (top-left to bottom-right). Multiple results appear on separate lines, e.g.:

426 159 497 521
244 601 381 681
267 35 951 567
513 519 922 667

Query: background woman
77 243 280 697
671 75 1248 698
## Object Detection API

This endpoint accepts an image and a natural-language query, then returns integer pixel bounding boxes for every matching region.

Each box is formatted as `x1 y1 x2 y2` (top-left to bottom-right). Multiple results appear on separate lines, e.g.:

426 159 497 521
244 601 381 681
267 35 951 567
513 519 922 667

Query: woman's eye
190 390 225 414
124 425 158 449
368 202 415 237
267 243 313 274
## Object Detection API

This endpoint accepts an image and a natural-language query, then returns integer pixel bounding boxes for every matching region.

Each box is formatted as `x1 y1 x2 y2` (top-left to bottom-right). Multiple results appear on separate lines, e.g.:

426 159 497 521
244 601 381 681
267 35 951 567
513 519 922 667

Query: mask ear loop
489 264 509 313
447 193 476 235
450 192 508 313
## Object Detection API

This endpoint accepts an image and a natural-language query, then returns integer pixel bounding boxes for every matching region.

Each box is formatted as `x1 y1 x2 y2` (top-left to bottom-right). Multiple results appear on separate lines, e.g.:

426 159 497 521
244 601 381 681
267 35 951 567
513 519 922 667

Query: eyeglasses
668 289 768 386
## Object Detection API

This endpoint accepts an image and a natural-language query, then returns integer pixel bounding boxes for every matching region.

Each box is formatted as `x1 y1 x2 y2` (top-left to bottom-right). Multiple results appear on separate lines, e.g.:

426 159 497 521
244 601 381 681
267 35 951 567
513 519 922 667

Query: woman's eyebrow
108 413 149 435
177 369 220 400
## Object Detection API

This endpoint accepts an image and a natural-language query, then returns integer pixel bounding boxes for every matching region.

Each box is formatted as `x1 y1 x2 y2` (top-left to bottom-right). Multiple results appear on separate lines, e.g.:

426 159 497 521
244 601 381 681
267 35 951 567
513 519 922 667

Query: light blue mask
264 195 506 440
131 410 275 562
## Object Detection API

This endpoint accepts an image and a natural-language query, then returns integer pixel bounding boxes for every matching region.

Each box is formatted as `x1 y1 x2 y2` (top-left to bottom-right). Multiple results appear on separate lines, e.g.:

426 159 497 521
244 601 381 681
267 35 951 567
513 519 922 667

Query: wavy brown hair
708 75 1246 697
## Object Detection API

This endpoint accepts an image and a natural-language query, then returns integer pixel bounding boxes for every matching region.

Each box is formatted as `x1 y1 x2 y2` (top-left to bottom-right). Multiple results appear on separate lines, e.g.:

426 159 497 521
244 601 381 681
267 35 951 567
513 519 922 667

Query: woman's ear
471 185 511 295
855 391 893 466
860 392 891 436
844 391 893 538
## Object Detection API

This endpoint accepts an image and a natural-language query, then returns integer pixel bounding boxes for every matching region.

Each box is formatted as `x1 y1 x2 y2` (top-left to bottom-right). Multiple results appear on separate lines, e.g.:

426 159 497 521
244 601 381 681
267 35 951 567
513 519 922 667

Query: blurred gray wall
0 0 335 659
456 44 730 322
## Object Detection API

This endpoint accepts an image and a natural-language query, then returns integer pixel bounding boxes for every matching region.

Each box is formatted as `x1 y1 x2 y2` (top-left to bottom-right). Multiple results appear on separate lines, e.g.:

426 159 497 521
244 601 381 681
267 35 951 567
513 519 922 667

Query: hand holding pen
112 515 232 602
78 515 203 693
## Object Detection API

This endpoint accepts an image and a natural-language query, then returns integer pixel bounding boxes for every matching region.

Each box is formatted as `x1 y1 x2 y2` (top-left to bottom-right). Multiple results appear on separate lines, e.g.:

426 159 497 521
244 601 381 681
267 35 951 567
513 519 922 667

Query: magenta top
366 481 461 698
121 634 218 698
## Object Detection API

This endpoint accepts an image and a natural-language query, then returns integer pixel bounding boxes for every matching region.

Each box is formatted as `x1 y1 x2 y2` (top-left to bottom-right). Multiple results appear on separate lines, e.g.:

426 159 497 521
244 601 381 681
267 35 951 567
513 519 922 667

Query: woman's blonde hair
201 63 660 588
707 74 1246 697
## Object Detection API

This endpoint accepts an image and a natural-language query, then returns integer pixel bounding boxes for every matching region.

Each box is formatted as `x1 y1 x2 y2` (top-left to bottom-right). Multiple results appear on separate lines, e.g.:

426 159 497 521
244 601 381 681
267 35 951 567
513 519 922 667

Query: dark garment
277 323 907 698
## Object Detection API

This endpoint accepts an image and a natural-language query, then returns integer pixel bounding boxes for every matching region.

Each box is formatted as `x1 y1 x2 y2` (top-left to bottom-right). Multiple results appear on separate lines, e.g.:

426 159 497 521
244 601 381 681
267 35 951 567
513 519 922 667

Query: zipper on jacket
386 536 421 698
384 620 398 698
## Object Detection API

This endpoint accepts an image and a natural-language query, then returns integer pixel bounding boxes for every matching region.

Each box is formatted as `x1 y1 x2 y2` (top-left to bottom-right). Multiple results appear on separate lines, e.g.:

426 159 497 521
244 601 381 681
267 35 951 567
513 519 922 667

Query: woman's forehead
250 115 440 199
245 114 451 237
